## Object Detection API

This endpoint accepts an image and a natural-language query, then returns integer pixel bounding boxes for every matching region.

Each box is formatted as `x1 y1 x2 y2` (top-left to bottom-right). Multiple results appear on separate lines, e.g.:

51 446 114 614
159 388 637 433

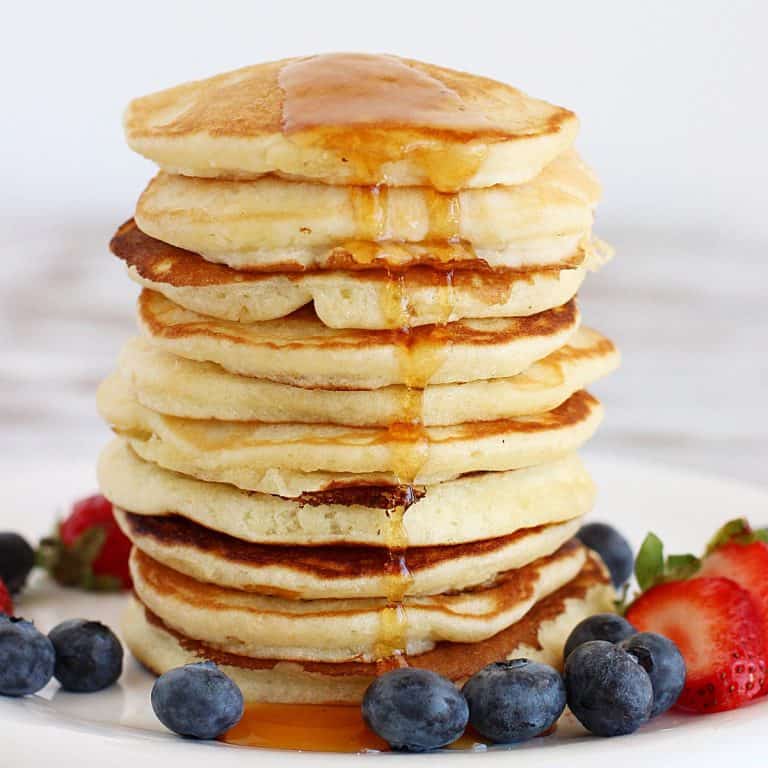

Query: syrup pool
221 703 489 753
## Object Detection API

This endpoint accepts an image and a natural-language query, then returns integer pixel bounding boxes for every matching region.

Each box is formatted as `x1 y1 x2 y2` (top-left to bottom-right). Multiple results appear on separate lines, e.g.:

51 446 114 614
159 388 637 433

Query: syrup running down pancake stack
98 53 620 703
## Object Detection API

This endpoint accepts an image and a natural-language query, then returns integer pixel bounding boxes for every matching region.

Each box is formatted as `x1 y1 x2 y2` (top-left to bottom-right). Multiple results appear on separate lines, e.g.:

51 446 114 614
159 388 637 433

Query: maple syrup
221 703 388 752
278 53 494 192
367 257 453 663
220 703 490 752
259 49 524 737
373 493 415 660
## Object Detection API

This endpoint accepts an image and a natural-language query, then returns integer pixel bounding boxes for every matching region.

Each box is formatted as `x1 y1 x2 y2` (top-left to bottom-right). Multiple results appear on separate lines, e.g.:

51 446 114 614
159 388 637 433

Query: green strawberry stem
36 524 123 592
619 517 764 613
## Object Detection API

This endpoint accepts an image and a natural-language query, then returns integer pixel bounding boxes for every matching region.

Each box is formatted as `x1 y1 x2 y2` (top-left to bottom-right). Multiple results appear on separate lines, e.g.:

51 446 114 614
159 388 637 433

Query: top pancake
123 53 578 191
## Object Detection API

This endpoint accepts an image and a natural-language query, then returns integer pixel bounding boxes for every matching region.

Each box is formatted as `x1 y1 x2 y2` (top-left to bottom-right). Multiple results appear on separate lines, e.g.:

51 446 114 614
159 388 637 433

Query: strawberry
38 494 132 590
697 521 768 696
0 578 13 616
699 525 768 641
627 577 766 713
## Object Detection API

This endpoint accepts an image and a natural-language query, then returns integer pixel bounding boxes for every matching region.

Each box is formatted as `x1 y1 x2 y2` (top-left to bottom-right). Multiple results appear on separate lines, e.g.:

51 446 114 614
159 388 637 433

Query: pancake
137 290 581 388
132 150 599 273
117 329 618 426
97 374 603 491
129 542 588 662
123 552 613 702
112 220 590 329
116 509 580 599
123 53 579 191
99 441 595 547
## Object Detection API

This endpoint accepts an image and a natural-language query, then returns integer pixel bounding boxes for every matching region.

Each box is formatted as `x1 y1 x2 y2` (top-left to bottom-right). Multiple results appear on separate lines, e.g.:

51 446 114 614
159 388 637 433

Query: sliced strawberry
0 578 13 615
699 540 768 697
626 577 766 713
38 494 132 590
700 540 768 641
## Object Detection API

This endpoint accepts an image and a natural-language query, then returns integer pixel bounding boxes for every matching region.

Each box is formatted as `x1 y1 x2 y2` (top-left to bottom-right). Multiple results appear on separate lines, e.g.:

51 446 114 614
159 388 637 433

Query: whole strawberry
0 579 13 616
38 495 132 590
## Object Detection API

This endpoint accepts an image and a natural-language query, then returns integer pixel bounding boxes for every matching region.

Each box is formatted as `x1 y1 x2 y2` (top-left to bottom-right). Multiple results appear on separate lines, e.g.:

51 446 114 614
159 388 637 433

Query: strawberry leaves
634 533 700 592
627 517 767 605
634 533 663 591
705 518 768 554
37 524 123 592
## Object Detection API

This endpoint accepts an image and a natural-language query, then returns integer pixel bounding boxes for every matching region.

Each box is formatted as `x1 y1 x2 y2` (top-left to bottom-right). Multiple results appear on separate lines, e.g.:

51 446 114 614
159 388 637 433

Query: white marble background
1 1 766 487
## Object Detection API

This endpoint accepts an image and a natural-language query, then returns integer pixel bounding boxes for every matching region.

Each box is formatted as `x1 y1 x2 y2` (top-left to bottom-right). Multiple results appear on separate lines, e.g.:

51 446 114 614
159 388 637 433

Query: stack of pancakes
97 53 620 704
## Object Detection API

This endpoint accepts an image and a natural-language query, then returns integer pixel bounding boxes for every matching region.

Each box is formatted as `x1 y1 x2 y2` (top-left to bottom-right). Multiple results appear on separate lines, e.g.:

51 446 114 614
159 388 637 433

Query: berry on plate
564 640 653 737
577 522 634 587
462 659 565 744
627 577 766 712
563 613 636 660
698 520 768 652
0 533 35 594
362 668 468 752
0 579 13 616
38 494 132 590
0 617 55 697
48 619 124 692
620 632 686 717
151 662 244 739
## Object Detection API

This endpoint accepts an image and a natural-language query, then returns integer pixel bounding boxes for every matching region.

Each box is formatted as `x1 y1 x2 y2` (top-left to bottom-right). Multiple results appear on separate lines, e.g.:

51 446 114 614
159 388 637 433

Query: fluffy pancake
137 290 581 388
99 441 595 547
113 220 590 328
123 553 613 702
117 329 618 426
129 542 587 662
132 150 599 273
123 53 578 191
97 374 603 491
116 509 580 599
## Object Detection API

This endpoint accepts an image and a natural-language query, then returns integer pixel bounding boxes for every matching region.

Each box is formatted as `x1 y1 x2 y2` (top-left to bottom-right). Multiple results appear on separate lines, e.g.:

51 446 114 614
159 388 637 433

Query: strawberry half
0 578 13 616
38 494 132 590
627 577 766 713
699 537 768 666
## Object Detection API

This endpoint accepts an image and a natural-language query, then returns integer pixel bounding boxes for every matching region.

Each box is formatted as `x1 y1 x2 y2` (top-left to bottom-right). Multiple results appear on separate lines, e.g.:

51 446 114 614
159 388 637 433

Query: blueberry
362 668 468 751
620 632 686 718
151 662 244 739
462 659 565 743
0 617 55 696
565 640 653 737
48 619 124 692
577 523 634 587
0 533 36 594
564 613 636 660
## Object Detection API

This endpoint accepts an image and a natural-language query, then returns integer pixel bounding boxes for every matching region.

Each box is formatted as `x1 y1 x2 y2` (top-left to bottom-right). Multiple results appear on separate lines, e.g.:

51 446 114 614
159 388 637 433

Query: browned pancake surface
125 54 572 143
138 288 579 351
122 511 567 578
139 551 606 681
114 219 583 282
133 541 580 618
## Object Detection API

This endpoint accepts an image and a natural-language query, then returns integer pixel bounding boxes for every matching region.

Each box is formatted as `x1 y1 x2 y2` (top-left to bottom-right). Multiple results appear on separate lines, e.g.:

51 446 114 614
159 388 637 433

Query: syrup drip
370 273 450 664
373 490 415 661
278 53 494 192
340 168 466 275
280 49 470 676
220 704 491 752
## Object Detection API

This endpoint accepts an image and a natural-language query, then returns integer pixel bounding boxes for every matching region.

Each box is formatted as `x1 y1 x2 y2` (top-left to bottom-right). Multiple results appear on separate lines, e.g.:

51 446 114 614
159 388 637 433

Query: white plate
1 453 767 766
